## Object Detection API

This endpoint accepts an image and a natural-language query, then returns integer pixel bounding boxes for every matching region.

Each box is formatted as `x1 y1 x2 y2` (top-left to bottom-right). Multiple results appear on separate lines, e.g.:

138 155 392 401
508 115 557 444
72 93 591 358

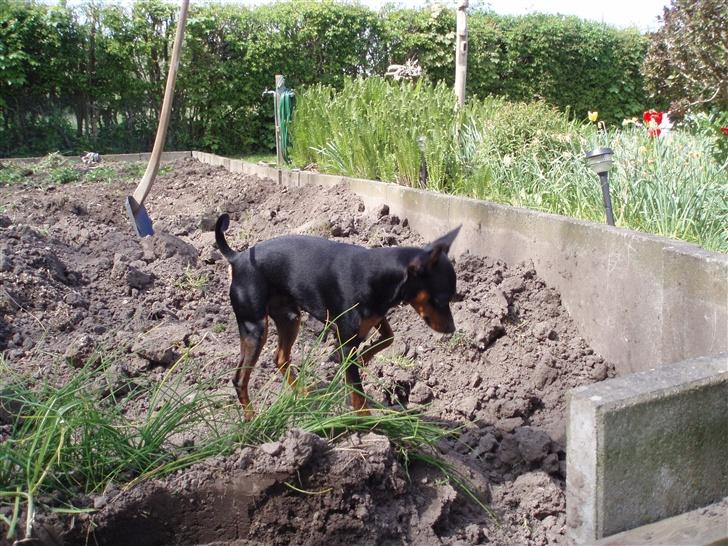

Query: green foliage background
0 0 651 157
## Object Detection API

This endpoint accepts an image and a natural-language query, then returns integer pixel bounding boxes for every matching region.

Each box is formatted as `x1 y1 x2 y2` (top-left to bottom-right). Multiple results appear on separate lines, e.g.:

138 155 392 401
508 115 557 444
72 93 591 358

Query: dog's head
405 226 460 334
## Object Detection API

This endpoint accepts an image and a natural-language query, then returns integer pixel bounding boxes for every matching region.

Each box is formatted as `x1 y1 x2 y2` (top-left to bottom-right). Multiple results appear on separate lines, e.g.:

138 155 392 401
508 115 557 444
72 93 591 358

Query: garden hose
278 87 294 163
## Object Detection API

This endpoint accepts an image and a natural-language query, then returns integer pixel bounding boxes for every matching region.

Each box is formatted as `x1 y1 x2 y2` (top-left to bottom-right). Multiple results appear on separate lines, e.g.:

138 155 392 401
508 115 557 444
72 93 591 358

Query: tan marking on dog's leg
232 317 268 421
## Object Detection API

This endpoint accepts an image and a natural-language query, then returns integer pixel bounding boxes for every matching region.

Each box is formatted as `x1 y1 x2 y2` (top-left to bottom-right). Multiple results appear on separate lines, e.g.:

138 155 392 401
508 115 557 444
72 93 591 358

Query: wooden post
454 0 469 107
274 75 285 167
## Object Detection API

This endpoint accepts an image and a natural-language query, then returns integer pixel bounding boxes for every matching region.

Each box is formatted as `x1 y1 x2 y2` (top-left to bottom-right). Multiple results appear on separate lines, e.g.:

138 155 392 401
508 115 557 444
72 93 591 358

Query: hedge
0 0 651 157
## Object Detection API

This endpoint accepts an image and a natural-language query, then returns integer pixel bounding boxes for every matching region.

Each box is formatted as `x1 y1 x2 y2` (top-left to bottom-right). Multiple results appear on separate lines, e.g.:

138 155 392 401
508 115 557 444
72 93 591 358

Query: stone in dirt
64 334 98 368
511 471 565 519
131 322 192 366
140 232 198 265
514 426 552 464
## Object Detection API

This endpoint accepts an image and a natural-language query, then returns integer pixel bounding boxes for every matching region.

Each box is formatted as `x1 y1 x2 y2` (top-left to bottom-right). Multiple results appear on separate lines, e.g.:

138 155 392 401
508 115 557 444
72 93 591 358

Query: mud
0 158 615 545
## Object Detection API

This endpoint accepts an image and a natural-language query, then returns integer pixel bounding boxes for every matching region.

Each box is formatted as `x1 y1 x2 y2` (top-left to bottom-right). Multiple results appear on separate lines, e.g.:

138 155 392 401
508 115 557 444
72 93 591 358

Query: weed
380 354 417 370
292 77 728 253
444 330 468 351
232 211 254 246
174 267 209 292
84 166 117 184
37 152 66 170
212 323 227 334
123 162 146 178
367 229 386 248
49 167 81 185
0 164 27 186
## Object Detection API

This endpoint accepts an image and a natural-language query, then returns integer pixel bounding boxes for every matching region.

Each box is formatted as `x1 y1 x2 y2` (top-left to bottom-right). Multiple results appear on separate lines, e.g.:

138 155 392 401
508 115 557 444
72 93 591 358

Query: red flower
721 127 728 136
643 110 663 125
647 127 661 138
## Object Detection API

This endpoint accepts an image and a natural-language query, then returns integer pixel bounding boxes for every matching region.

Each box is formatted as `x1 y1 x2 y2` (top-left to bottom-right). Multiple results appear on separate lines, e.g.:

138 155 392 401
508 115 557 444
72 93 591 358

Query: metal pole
454 0 469 107
599 172 615 226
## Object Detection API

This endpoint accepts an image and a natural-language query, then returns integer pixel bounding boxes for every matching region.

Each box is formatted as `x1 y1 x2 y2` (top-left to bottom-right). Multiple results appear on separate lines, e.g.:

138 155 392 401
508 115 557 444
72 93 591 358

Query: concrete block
567 354 728 542
279 169 300 188
594 496 728 546
305 172 345 189
661 242 728 366
229 159 243 173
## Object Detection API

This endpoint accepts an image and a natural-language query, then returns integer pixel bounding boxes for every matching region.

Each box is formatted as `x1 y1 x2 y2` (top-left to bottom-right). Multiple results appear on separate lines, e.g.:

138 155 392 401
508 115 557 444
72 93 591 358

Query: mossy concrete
567 354 728 542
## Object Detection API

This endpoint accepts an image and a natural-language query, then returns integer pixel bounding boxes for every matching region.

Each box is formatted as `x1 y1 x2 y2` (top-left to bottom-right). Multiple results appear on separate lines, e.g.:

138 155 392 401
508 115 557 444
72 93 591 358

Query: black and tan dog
215 213 460 419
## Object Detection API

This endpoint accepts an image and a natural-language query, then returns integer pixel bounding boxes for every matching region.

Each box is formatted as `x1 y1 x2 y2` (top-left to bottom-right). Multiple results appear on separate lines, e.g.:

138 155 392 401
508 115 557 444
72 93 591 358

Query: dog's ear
408 225 461 273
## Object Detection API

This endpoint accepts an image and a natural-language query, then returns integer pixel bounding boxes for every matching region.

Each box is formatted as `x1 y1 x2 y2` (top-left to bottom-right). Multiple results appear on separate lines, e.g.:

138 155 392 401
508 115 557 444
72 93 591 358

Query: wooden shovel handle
132 0 190 206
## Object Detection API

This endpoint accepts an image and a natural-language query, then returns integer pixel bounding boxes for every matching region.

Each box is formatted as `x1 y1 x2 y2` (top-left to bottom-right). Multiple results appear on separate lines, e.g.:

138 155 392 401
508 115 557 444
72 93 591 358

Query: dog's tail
215 213 237 261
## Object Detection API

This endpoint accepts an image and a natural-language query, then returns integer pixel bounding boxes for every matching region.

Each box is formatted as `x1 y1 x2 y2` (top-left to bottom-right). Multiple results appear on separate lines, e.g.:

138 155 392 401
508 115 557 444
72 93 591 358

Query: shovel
125 0 190 237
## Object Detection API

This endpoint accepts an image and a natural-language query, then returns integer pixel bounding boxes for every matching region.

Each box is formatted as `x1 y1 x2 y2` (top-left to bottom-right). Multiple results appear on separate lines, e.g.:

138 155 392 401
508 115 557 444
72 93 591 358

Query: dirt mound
71 430 472 546
0 158 615 544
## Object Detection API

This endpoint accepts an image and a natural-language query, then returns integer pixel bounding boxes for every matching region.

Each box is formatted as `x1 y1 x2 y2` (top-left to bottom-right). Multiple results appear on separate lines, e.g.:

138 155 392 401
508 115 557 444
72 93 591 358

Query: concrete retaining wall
192 151 728 377
567 354 728 542
0 150 192 164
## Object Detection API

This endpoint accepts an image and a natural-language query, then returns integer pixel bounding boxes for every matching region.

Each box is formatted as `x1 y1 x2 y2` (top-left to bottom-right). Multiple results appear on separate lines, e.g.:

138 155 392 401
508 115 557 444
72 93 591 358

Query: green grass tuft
0 329 486 542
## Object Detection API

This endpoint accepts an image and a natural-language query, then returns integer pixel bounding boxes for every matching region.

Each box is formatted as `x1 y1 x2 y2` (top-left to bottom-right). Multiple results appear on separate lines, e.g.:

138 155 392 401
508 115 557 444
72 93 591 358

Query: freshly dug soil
0 157 614 545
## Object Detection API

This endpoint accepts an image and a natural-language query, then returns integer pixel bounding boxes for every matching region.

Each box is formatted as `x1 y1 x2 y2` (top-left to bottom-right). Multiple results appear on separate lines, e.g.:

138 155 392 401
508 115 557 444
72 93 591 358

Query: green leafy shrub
642 0 728 116
491 14 649 124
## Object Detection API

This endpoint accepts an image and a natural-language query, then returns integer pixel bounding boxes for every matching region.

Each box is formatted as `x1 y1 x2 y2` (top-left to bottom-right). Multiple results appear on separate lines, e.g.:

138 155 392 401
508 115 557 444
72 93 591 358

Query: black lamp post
418 135 428 188
585 147 615 226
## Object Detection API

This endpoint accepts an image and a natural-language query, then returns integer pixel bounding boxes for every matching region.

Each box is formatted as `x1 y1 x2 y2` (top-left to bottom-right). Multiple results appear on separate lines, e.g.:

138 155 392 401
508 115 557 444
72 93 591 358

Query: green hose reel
278 86 294 164
272 75 294 165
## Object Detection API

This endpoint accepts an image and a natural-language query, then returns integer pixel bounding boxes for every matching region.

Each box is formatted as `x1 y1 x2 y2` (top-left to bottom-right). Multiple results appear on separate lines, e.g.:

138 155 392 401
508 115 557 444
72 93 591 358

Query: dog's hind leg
337 336 371 417
344 359 370 416
269 301 301 388
233 316 268 421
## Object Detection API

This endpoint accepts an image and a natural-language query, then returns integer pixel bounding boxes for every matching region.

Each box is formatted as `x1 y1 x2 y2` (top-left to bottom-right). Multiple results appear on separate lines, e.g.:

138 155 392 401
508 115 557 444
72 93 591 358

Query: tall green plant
291 76 727 253
291 77 463 189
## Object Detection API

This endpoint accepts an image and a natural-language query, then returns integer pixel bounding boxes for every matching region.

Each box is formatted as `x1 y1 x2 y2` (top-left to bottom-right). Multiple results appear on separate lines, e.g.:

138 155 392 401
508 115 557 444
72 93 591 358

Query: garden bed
0 157 614 545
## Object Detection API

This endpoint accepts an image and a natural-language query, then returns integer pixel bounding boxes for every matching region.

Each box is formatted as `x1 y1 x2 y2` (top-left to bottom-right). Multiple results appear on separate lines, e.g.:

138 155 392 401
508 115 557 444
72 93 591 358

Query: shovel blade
124 196 154 237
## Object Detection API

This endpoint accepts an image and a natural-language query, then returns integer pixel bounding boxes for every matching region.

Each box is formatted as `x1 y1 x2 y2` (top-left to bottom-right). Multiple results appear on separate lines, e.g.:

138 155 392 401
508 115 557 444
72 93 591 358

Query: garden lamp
585 147 615 226
417 135 428 188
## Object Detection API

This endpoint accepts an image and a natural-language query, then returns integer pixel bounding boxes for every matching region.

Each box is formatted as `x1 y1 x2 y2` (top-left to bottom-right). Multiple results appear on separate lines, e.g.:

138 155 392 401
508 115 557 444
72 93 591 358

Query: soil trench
0 158 615 545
